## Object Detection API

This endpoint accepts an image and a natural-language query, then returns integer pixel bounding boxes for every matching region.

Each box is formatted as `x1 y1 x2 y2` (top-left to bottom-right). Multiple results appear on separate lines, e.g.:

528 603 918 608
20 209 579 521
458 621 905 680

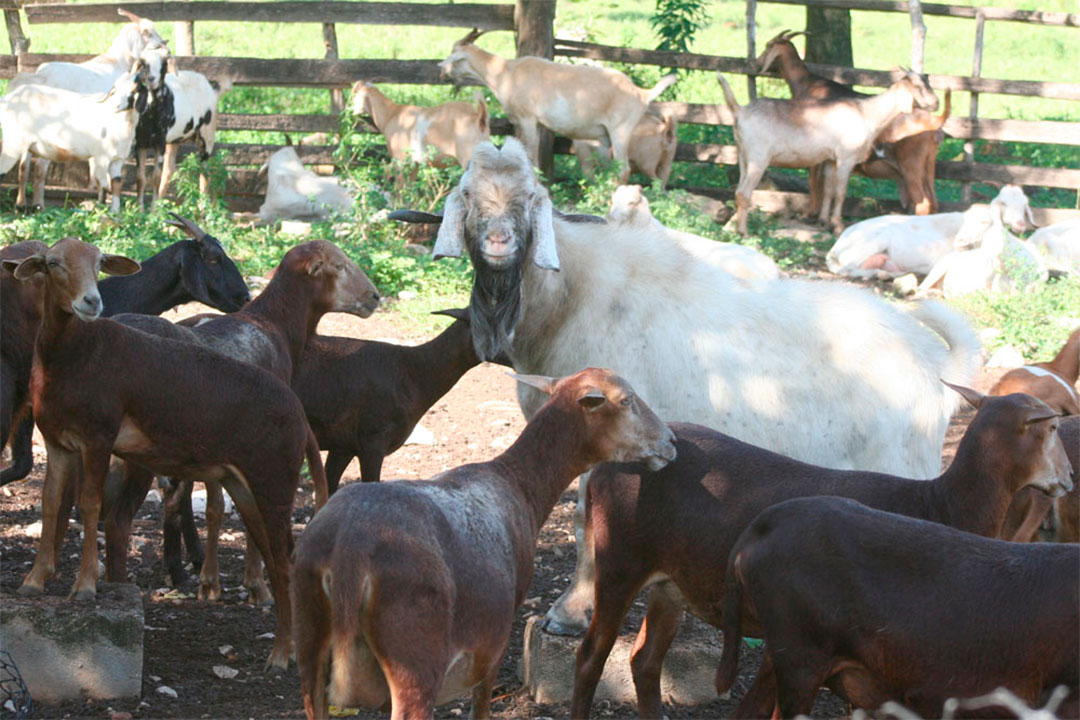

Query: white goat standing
718 69 939 236
350 81 490 167
826 184 1038 279
607 185 780 287
0 68 152 214
438 29 676 181
573 113 679 186
257 146 353 222
1028 218 1080 277
423 138 980 634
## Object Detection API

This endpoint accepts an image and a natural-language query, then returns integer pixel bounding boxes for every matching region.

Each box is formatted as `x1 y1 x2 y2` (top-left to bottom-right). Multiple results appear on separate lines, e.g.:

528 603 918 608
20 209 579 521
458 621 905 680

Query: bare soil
0 295 1005 720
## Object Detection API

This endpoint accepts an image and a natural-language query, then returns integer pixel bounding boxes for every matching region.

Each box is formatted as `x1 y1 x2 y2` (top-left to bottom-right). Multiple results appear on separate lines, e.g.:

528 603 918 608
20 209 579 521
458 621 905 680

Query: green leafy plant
651 0 710 54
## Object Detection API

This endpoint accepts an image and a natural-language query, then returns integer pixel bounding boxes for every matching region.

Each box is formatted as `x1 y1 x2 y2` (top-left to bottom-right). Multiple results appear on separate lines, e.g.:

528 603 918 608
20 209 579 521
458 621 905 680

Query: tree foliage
651 0 710 54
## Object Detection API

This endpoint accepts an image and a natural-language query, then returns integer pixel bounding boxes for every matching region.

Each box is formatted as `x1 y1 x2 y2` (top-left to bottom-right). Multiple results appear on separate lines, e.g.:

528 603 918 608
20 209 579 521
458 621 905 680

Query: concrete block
0 583 144 702
521 614 724 706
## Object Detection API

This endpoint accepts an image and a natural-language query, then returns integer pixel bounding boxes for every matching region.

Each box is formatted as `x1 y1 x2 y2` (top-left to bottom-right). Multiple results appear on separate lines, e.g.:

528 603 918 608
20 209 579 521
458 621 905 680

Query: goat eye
47 259 59 268
620 397 632 407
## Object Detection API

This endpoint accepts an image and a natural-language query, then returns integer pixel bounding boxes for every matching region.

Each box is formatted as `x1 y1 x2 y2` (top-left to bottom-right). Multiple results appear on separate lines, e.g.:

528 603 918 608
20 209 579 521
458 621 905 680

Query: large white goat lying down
607 185 780 287
1029 218 1080 276
826 184 1037 278
438 29 676 182
257 146 353 222
417 137 980 634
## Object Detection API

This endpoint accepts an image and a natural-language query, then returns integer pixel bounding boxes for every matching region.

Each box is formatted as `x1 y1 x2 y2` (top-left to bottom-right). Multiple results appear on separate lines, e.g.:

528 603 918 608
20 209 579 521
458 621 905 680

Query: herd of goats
1 9 1080 720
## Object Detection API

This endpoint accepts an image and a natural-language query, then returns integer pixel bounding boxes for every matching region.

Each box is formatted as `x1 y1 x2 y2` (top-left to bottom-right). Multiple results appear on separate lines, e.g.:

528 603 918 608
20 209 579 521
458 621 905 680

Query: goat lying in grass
258 145 354 222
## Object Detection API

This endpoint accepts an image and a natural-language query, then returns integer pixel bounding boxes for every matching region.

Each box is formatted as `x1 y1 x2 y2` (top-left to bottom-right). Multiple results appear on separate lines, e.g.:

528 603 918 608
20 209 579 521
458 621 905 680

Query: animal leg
630 583 686 719
18 440 80 595
15 152 29 208
294 559 333 720
731 650 780 719
243 533 273 607
69 440 115 599
571 561 645 718
771 647 831 719
818 162 838 229
198 479 225 601
807 164 824 219
1002 487 1054 542
163 478 201 586
516 118 541 169
31 159 48 209
468 646 506 720
358 449 385 485
543 472 595 635
103 460 153 582
735 161 767 236
324 450 353 495
827 160 856 235
606 124 635 184
0 413 35 486
158 144 178 198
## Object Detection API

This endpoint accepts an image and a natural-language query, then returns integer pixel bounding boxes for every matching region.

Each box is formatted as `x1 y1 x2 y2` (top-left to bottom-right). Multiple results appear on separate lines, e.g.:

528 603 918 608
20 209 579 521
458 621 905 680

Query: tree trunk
805 8 852 67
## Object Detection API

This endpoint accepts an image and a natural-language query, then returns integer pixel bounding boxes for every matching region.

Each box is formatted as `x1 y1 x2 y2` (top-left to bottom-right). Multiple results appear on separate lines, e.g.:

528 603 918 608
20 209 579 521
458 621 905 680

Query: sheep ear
6 255 46 280
510 372 555 395
942 380 983 409
433 188 467 260
100 254 141 276
530 189 559 271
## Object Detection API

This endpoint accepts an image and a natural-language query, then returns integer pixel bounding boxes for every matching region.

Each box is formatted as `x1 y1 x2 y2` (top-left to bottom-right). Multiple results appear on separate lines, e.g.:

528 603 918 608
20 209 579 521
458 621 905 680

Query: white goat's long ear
530 188 559 271
433 188 467 260
1024 202 1038 229
509 372 555 395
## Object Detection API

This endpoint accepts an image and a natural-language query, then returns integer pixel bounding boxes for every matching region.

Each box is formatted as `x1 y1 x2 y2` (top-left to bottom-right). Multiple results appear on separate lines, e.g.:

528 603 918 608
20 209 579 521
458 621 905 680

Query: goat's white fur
826 185 1038 279
606 185 779 287
1028 218 1080 276
351 82 490 168
439 138 981 633
439 34 676 181
257 146 353 222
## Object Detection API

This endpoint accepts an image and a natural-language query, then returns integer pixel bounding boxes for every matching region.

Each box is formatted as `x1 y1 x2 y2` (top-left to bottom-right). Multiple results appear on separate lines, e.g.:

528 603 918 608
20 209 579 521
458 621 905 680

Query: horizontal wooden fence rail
759 0 1079 27
553 40 1080 101
22 2 516 29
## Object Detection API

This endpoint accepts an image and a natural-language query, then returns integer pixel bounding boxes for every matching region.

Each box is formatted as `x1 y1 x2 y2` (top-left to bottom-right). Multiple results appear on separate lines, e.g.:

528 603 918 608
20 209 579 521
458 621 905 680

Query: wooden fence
1 0 1078 220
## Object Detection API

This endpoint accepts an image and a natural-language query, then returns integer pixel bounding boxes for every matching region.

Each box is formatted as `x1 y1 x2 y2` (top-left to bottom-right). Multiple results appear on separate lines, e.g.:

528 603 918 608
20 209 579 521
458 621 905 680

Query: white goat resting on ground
607 184 780 287
1029 218 1080 276
424 137 980 635
350 81 490 167
573 113 679 186
438 29 676 181
826 184 1038 279
257 146 353 222
0 68 151 214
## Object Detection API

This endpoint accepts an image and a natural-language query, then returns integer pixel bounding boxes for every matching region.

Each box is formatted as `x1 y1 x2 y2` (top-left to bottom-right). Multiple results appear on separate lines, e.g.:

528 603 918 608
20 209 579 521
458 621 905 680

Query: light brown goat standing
439 28 676 181
351 81 490 168
719 68 938 235
573 113 679 186
290 368 677 720
756 30 951 216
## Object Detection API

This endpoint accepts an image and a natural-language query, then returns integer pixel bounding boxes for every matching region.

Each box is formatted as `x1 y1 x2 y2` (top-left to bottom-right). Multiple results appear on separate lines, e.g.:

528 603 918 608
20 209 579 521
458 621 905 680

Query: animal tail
715 547 749 696
661 113 678 144
473 90 490 133
716 72 740 116
1049 326 1080 384
327 564 375 707
646 73 678 103
934 88 952 130
306 426 329 508
909 299 981 396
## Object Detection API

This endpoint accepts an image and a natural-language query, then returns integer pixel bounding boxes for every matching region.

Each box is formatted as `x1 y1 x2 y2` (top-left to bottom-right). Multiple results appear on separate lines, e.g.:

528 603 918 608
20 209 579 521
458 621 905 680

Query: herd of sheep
1 11 1080 720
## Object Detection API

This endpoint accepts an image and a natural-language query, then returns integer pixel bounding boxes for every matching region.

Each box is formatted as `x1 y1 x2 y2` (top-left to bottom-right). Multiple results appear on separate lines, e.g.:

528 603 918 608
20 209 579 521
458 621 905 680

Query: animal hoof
264 646 291 672
248 584 274 607
199 583 222 602
538 614 588 637
69 586 97 601
16 582 43 597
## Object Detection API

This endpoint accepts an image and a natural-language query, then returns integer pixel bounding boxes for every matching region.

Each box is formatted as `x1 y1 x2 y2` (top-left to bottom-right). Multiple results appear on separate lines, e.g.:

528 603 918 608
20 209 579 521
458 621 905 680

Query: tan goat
439 28 676 181
350 81 490 167
573 113 679 186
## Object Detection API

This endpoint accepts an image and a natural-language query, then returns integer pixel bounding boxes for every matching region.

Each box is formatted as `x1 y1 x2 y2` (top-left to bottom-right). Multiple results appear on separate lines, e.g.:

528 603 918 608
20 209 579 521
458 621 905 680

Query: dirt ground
0 287 1005 720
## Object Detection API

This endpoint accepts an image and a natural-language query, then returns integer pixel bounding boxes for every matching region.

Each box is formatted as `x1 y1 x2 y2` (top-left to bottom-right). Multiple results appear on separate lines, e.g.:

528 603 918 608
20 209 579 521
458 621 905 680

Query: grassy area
1 0 1077 358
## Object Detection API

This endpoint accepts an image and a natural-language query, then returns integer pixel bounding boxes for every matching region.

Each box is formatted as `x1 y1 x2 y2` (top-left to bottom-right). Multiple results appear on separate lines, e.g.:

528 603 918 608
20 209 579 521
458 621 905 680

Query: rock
23 520 42 539
0 584 144 702
892 273 919 296
190 488 234 518
404 243 429 257
218 644 233 656
279 220 312 236
521 615 723 705
398 289 418 301
156 685 178 698
212 665 239 679
110 712 133 720
987 345 1025 368
404 424 435 446
143 490 162 505
256 632 275 640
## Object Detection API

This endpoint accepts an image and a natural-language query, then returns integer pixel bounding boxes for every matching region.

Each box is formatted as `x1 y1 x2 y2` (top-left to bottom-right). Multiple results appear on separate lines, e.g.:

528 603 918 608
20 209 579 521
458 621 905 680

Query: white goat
0 68 151 214
350 81 490 167
438 29 676 181
718 69 939 236
257 146 353 222
826 184 1038 279
422 138 980 634
607 184 780 287
574 113 679 186
1029 218 1080 276
916 198 1048 298
12 10 166 208
137 69 230 208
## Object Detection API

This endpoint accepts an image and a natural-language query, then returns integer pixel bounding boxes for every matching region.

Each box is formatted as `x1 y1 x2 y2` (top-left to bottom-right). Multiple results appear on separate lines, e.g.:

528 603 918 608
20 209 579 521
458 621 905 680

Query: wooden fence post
962 10 985 204
515 0 555 177
746 0 757 101
323 22 344 114
908 0 926 72
5 8 28 57
174 0 195 55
